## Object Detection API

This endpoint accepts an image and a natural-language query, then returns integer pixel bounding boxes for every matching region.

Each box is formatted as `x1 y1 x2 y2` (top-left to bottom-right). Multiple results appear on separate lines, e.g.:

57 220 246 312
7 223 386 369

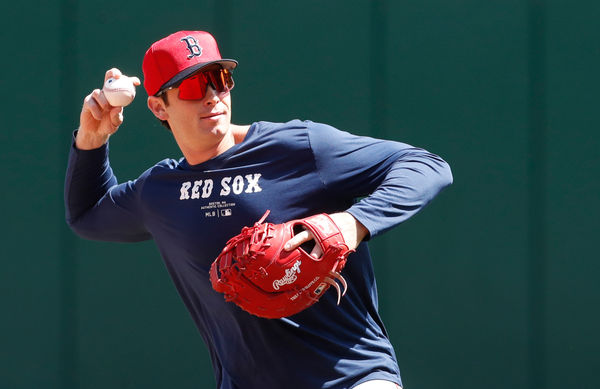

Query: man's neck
231 124 251 144
181 124 250 165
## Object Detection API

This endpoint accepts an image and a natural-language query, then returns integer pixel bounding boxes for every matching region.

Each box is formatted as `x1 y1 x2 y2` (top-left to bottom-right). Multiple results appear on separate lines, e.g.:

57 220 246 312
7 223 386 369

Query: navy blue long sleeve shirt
65 120 452 389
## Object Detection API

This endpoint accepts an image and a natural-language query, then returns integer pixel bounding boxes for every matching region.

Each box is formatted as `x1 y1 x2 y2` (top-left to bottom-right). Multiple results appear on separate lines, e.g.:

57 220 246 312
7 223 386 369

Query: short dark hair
158 93 171 131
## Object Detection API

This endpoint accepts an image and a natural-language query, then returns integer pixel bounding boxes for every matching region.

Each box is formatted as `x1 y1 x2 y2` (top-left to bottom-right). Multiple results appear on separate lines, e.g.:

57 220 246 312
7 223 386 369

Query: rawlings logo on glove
209 210 353 319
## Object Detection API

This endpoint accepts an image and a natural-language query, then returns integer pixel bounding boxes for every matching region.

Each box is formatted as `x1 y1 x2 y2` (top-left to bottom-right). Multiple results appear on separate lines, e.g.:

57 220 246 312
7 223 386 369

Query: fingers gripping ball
210 210 354 319
103 76 136 107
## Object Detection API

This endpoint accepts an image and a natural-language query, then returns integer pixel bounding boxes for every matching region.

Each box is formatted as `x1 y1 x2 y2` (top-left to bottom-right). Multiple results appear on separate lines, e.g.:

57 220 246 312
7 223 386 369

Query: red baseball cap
142 31 238 96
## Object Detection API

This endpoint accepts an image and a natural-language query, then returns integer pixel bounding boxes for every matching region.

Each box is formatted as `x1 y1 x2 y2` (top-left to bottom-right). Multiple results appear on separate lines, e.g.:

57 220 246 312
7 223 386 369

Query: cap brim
156 59 238 95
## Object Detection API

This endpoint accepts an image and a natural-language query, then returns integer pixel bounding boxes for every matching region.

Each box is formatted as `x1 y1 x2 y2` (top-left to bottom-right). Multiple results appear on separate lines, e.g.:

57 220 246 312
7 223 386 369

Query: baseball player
65 31 452 388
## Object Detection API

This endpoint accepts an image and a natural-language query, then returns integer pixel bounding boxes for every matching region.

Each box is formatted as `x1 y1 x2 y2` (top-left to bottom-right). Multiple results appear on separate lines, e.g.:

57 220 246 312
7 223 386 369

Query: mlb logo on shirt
221 209 232 217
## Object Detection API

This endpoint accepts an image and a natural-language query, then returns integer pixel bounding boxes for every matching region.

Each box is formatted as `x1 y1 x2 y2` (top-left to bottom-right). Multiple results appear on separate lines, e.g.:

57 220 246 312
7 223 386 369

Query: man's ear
147 96 168 120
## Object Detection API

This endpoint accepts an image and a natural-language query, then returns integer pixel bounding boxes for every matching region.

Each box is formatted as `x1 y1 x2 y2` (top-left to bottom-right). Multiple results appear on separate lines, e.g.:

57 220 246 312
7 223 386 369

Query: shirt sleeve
64 133 151 242
308 122 453 238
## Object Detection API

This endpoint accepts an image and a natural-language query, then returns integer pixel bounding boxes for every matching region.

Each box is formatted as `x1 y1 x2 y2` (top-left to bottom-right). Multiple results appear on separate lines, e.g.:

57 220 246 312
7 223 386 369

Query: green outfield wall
2 1 598 388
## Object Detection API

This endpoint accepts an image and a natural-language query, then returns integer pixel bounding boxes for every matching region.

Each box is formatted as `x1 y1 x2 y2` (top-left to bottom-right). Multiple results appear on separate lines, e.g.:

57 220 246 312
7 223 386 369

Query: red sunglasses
157 68 235 100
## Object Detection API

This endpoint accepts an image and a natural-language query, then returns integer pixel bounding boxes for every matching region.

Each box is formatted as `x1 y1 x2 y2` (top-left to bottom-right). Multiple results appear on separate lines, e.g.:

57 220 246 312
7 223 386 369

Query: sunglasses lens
178 74 208 100
209 69 235 93
177 69 234 100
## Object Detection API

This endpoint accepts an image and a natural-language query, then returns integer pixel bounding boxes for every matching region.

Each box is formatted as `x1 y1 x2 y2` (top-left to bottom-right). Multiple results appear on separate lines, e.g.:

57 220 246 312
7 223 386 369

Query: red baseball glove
210 210 353 319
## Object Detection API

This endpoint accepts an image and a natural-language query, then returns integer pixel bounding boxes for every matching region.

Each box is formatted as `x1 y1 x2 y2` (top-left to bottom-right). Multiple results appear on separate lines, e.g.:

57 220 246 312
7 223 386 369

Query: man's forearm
75 128 110 150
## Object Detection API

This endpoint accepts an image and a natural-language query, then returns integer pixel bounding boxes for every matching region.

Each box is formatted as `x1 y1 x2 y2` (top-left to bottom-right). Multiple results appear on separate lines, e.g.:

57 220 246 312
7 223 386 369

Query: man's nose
203 85 220 105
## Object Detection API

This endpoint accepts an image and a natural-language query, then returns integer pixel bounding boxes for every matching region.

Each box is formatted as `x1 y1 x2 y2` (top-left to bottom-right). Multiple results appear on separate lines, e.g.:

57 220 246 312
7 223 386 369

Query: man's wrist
75 129 109 150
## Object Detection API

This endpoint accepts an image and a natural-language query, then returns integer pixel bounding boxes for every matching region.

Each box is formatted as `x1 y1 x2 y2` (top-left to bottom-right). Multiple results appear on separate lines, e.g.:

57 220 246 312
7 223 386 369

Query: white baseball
103 76 137 107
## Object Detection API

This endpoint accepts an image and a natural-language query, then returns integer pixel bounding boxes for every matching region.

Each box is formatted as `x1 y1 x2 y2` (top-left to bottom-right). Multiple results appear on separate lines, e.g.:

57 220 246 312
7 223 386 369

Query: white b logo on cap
180 36 203 59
